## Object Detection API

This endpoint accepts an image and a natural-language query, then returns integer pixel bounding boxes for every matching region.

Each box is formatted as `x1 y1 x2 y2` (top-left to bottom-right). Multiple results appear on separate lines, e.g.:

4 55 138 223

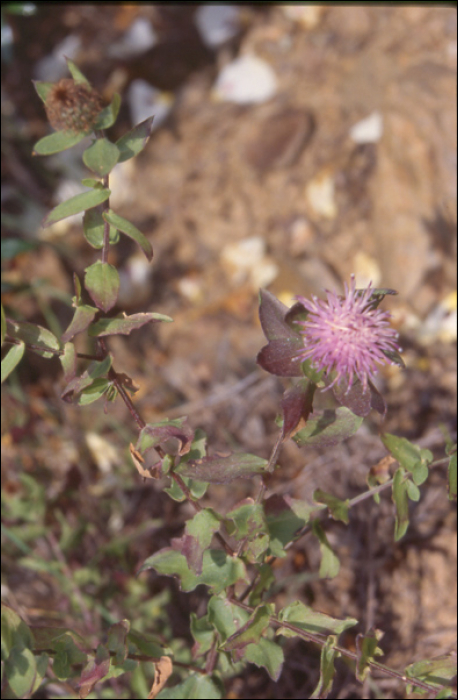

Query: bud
44 78 103 133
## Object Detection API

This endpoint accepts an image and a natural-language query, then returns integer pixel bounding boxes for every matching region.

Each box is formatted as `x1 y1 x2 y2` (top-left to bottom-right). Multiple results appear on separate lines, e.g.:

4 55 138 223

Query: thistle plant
1 60 456 700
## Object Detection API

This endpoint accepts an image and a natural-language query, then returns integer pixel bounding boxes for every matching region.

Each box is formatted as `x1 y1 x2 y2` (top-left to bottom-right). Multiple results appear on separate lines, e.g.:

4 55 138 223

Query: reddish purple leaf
281 381 315 440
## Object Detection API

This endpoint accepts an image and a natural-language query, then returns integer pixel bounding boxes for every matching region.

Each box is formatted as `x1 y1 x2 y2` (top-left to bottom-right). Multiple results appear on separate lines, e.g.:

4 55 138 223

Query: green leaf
61 355 112 403
88 312 172 337
190 613 215 657
43 188 110 227
293 407 364 447
127 628 167 660
93 93 121 130
243 638 284 682
1 304 6 345
157 674 222 700
116 116 155 163
277 601 357 637
1 342 25 383
32 80 54 103
355 629 384 682
81 178 104 188
4 646 38 697
405 653 457 690
312 520 340 578
310 635 338 699
61 304 98 343
392 467 409 541
176 452 270 484
176 508 221 574
83 138 120 176
406 479 421 502
65 58 91 86
84 261 119 312
33 130 87 156
77 378 110 405
222 605 272 651
208 596 249 641
83 205 118 249
164 474 209 502
313 490 349 524
103 209 153 261
139 548 248 594
382 433 433 481
1 603 34 657
264 495 315 557
248 563 276 606
448 452 457 501
60 342 76 383
226 501 268 540
225 501 270 562
6 319 60 358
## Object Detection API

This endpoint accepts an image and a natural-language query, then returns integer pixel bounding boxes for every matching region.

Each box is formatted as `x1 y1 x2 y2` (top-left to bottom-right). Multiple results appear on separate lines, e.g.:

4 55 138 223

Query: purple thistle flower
295 276 401 393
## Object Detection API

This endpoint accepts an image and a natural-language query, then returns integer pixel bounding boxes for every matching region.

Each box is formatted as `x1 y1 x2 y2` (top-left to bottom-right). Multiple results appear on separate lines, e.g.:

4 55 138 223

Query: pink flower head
295 276 401 393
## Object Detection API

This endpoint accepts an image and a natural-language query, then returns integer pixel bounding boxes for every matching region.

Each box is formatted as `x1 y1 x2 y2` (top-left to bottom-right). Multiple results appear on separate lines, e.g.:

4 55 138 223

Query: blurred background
1 5 456 698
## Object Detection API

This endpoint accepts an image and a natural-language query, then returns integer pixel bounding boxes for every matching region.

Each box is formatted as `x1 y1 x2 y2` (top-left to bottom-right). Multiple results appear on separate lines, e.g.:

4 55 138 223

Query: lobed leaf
139 548 248 594
172 508 221 575
243 638 284 682
264 494 316 557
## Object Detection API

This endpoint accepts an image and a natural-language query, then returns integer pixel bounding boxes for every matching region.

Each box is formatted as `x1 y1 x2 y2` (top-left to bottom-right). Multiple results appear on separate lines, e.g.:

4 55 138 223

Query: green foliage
1 59 455 700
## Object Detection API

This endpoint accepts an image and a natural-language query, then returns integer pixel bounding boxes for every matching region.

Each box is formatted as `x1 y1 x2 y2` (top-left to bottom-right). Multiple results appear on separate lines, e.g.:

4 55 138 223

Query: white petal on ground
305 169 337 219
108 17 157 58
350 111 383 144
213 54 277 104
127 79 174 128
195 4 240 48
35 34 81 81
221 236 278 288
